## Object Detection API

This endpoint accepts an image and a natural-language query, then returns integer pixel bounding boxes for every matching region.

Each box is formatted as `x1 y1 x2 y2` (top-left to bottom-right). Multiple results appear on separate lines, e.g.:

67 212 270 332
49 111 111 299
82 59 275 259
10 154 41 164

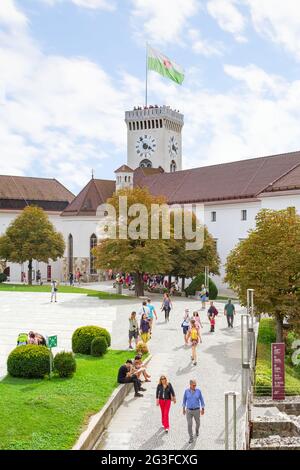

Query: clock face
168 136 179 157
136 135 156 158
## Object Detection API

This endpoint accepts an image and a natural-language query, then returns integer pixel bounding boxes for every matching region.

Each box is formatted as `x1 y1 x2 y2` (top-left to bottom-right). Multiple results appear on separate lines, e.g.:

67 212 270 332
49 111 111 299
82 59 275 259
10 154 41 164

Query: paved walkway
97 298 246 450
0 291 117 377
0 289 246 449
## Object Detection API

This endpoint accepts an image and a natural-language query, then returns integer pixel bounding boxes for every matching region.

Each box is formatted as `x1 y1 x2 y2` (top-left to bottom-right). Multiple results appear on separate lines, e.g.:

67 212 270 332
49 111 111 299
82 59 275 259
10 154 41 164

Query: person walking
192 311 203 330
161 293 172 322
182 379 205 444
181 309 191 345
129 311 139 349
156 375 176 433
138 300 150 322
224 299 235 328
50 280 58 303
200 284 207 310
147 298 157 334
207 301 218 332
69 272 74 286
140 313 151 343
187 319 201 365
117 360 146 398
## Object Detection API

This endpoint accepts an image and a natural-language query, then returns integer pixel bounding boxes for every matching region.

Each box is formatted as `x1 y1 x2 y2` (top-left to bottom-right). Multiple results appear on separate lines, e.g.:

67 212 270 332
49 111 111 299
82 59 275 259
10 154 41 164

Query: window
136 122 139 130
125 176 127 182
90 234 97 274
140 159 152 168
211 211 216 222
170 160 176 172
128 176 131 182
68 234 73 274
241 209 247 221
156 119 159 128
152 120 155 128
129 123 132 131
160 119 163 128
133 122 136 131
141 121 143 130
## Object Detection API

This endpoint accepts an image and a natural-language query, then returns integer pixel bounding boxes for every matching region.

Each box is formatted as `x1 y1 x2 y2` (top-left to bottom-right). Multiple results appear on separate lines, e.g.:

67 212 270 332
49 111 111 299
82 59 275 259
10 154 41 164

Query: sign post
272 343 285 400
46 335 57 377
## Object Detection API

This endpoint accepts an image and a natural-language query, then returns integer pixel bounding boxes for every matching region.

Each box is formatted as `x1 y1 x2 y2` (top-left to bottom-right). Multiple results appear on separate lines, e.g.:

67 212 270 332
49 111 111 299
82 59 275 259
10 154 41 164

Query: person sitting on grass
117 360 146 398
132 354 151 382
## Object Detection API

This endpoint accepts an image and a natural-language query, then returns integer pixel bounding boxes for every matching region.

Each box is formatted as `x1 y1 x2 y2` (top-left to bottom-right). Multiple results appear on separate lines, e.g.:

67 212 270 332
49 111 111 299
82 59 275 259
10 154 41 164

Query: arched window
68 234 73 274
140 159 152 168
90 234 97 274
170 160 176 172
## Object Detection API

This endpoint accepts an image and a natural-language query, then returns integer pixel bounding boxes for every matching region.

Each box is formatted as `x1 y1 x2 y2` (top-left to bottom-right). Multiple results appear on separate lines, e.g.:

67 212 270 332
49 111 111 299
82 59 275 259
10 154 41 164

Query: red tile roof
62 178 115 216
0 175 74 202
134 151 300 203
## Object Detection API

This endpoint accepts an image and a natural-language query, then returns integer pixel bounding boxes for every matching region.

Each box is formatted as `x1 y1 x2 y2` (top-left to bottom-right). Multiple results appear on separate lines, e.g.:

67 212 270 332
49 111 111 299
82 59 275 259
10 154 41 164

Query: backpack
190 327 198 341
17 333 28 345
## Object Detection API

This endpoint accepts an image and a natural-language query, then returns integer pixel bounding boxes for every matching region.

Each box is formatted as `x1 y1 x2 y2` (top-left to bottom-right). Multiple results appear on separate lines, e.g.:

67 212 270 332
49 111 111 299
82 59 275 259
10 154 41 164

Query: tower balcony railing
125 105 184 123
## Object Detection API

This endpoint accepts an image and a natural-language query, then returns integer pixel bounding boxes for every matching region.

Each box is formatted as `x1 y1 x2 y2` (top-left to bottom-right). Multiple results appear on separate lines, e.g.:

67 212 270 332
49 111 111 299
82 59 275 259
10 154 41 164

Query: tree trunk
168 274 172 289
181 276 185 291
134 272 144 297
28 259 33 286
275 312 284 343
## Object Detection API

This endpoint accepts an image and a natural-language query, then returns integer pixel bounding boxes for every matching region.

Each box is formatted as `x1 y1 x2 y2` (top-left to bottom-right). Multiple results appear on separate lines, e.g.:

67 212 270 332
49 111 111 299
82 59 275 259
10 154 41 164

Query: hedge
0 273 7 283
185 273 218 299
53 351 76 378
72 326 111 355
91 337 108 357
7 345 51 378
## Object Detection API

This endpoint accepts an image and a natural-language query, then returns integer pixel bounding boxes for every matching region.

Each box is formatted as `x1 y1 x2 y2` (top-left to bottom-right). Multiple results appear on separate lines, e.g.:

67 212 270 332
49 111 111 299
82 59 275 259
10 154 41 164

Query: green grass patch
255 318 300 396
0 350 136 450
0 283 129 300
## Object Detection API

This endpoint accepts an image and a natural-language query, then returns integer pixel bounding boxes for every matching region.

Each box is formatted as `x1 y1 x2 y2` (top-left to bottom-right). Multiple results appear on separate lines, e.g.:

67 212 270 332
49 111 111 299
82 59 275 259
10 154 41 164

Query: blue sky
1 0 300 193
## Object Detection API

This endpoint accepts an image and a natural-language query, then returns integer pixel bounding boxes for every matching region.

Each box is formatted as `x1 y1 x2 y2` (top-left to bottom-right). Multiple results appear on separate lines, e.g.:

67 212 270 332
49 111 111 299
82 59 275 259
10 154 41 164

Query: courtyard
0 285 246 450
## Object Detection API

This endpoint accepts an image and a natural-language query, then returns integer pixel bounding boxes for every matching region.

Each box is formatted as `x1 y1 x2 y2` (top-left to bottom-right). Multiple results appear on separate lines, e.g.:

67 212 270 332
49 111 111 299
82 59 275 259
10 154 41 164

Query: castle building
1 106 300 290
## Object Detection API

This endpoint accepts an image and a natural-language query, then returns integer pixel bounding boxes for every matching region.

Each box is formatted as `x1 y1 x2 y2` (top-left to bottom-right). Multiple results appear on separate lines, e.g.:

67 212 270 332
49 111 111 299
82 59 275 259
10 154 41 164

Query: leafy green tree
169 224 220 290
225 207 300 342
93 187 173 296
0 206 65 285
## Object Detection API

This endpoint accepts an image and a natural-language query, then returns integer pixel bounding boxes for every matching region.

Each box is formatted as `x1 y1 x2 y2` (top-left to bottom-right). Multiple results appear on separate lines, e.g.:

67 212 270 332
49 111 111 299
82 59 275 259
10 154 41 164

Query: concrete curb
73 354 152 450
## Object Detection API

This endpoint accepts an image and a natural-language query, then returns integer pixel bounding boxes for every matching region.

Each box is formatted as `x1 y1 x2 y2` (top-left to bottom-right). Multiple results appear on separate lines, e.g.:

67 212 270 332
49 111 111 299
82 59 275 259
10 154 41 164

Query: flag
147 45 184 85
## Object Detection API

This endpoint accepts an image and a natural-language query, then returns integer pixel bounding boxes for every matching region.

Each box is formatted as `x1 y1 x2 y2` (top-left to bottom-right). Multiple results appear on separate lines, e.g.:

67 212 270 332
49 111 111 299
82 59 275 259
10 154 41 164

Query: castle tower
115 165 134 191
125 105 184 172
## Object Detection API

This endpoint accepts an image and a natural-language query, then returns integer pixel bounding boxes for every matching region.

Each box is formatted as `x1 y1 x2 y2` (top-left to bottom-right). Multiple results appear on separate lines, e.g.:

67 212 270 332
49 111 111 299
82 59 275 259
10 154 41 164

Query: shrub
53 351 76 378
91 337 108 357
185 274 218 300
0 272 7 283
72 326 111 355
136 341 149 355
7 345 51 378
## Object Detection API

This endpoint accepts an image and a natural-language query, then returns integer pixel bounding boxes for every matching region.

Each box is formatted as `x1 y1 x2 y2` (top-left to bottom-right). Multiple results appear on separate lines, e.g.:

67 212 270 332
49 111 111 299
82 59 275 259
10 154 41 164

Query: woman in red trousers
156 375 176 433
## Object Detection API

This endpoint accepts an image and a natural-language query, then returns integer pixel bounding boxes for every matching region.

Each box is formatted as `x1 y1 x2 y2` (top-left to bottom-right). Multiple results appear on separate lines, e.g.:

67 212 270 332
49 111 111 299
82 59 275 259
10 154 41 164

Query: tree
225 207 300 342
169 224 220 290
93 187 173 296
0 206 65 285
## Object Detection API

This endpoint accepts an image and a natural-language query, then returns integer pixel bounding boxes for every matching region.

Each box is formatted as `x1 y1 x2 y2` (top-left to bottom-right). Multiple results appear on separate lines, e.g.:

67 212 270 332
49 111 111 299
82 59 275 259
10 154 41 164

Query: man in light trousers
182 379 205 444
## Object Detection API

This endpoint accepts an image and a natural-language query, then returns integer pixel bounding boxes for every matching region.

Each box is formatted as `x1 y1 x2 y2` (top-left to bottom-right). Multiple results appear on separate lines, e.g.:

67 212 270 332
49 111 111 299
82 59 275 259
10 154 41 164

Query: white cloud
0 0 27 28
0 1 142 189
246 0 300 61
147 64 300 170
207 0 247 42
188 28 223 56
42 0 115 10
130 0 199 45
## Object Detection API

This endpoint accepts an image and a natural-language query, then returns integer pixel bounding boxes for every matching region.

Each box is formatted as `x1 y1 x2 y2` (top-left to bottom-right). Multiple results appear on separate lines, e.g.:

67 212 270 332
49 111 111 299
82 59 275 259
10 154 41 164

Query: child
181 309 190 345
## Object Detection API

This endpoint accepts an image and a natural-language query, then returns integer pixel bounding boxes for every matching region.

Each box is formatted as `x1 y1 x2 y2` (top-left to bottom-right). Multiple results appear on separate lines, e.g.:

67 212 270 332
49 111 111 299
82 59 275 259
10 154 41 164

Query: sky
1 0 300 193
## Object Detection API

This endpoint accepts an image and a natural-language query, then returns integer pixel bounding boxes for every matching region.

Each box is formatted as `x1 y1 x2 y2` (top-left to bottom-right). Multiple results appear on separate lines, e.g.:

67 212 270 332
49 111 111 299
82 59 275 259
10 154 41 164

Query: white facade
125 106 183 172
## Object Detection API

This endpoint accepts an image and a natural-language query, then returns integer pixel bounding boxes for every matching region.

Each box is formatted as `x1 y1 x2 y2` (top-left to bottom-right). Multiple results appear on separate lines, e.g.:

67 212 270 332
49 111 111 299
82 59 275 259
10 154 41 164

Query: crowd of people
117 292 237 443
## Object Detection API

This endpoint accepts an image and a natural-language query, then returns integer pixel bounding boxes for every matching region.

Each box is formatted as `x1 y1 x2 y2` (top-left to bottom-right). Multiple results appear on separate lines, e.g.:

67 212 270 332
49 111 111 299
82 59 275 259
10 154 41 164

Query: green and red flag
147 45 184 85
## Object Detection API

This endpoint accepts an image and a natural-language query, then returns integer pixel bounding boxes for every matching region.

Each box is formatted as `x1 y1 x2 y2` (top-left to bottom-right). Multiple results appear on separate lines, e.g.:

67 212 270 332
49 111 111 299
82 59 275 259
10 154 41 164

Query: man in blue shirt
182 379 205 443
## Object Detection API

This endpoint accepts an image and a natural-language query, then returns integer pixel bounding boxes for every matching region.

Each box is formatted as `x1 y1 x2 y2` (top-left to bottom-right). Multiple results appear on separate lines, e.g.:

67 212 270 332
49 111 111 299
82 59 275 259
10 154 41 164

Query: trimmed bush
7 345 51 378
136 341 149 355
91 337 108 357
185 273 218 300
0 272 7 283
53 351 76 378
72 326 111 355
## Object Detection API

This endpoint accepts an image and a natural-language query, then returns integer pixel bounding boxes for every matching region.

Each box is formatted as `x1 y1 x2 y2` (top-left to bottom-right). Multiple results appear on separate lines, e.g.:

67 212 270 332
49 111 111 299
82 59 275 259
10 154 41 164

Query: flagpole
145 43 148 107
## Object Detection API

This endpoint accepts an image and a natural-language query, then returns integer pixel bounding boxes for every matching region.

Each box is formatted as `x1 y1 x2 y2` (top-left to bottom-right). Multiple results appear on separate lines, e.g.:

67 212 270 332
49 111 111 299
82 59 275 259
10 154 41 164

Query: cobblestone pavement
97 297 246 450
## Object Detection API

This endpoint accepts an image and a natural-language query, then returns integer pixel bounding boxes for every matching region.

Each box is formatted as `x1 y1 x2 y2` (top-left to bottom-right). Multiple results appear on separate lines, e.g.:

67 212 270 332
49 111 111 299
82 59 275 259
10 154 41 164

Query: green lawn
0 283 129 299
255 318 300 396
0 350 136 450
